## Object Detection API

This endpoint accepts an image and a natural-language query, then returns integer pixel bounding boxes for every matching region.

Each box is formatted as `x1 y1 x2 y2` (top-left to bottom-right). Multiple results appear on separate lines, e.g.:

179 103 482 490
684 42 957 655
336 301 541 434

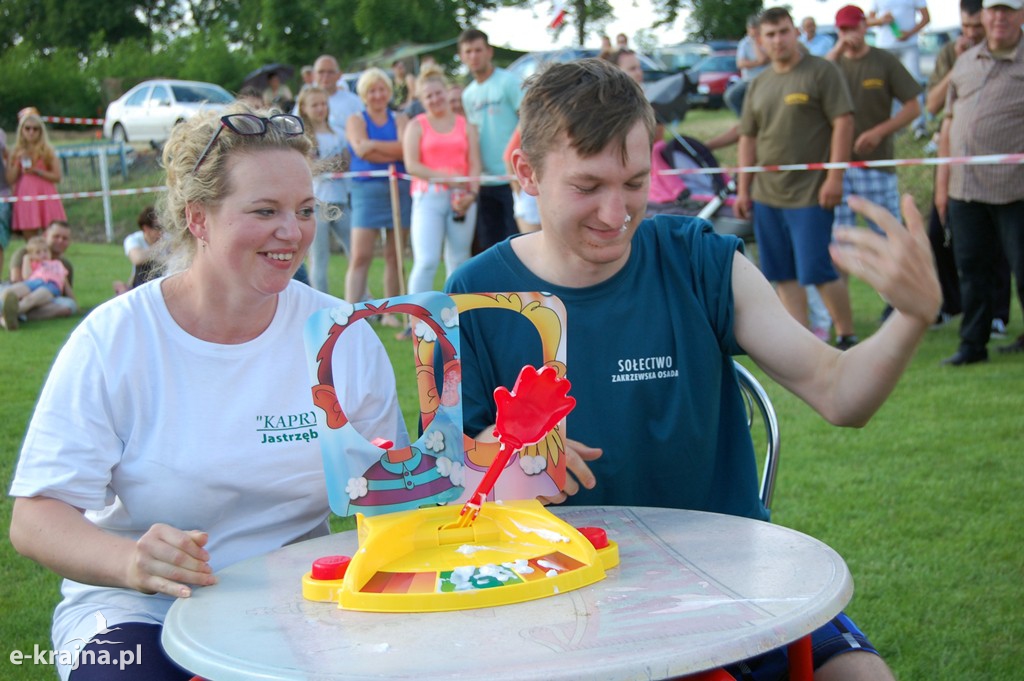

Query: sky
477 1 962 53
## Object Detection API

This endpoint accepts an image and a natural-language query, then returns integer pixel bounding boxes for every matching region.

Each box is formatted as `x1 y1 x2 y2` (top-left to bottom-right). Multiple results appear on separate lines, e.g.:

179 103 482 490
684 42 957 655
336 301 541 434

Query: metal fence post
98 146 114 242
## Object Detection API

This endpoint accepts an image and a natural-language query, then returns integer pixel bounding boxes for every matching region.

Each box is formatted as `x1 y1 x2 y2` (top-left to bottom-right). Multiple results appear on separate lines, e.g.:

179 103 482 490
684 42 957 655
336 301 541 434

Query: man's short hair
760 6 794 26
747 14 762 28
47 220 69 231
519 58 655 176
138 206 159 229
961 0 982 13
458 29 489 47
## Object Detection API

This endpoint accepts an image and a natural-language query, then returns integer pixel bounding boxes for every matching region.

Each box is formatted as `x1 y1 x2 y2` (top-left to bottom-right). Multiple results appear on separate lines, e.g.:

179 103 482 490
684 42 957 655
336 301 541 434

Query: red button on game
311 555 351 581
577 526 609 549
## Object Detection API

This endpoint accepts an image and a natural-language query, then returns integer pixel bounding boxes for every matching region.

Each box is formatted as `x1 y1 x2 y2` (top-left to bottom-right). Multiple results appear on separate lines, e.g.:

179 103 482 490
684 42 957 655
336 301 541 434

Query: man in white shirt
724 15 770 116
113 206 163 294
868 0 931 136
311 55 364 133
800 16 836 56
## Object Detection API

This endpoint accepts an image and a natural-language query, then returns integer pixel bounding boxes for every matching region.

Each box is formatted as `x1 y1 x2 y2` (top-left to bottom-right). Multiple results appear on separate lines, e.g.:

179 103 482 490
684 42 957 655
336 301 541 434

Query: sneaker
1 289 18 331
913 126 929 140
811 326 831 342
991 319 1008 340
835 335 859 351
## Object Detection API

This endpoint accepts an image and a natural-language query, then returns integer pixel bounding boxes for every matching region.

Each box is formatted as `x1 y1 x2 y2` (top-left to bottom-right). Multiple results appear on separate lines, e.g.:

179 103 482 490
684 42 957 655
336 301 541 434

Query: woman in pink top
402 66 481 296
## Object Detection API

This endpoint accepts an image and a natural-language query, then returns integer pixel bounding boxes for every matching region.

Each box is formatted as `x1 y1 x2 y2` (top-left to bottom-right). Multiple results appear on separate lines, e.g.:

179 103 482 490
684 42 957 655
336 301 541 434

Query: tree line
0 0 759 129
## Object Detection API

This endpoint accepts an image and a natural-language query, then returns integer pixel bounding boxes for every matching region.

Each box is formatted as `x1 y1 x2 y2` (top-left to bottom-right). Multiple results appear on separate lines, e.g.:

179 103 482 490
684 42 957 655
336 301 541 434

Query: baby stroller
647 135 753 241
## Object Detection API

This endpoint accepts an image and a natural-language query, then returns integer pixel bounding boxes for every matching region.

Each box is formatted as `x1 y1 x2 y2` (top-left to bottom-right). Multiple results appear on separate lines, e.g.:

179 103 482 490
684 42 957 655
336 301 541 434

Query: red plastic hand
493 366 576 451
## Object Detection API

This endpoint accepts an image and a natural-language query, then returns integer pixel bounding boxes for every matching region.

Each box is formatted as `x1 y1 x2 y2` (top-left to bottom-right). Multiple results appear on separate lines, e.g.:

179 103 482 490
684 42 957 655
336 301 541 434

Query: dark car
686 53 740 109
706 39 740 53
506 48 672 83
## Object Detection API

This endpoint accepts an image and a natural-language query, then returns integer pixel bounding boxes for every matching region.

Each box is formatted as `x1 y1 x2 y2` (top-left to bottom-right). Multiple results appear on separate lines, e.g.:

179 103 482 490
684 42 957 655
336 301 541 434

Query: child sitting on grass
1 235 71 330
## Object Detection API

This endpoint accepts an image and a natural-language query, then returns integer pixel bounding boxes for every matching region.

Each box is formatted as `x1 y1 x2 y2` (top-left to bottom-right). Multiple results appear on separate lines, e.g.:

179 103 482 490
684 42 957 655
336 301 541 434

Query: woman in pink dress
6 112 66 239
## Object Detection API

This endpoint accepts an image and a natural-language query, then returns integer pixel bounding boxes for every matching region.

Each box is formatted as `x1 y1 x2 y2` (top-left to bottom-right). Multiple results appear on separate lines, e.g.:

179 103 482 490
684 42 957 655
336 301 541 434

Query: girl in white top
298 85 352 294
9 102 407 680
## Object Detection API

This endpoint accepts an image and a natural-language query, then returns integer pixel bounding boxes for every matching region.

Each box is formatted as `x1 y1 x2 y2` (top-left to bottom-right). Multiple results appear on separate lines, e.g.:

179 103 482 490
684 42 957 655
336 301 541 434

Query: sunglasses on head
191 113 304 174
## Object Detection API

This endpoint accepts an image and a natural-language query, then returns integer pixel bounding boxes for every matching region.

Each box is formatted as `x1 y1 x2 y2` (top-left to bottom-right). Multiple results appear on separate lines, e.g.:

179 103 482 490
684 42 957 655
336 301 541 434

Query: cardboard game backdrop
304 291 569 518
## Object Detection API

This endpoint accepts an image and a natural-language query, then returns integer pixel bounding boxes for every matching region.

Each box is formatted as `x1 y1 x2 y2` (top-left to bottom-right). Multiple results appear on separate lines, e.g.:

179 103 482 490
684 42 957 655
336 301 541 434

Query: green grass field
2 112 1022 680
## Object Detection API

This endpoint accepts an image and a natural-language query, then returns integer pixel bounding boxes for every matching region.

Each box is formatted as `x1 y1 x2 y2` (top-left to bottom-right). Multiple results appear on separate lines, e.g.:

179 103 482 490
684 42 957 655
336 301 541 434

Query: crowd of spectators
4 5 1020 681
4 3 1020 361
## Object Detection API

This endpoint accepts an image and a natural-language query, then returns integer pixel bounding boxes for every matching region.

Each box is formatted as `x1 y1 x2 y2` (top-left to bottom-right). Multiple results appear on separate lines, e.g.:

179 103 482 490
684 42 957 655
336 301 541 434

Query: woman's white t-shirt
10 278 407 679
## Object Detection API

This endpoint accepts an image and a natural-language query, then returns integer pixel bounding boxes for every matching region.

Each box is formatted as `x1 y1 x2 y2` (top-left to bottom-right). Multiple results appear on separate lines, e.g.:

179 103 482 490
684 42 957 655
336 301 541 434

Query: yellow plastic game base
302 500 618 613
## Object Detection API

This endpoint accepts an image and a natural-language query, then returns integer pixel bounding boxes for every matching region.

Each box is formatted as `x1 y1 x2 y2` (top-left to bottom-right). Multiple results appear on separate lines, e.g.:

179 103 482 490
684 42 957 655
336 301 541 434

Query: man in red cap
827 4 920 231
826 4 922 319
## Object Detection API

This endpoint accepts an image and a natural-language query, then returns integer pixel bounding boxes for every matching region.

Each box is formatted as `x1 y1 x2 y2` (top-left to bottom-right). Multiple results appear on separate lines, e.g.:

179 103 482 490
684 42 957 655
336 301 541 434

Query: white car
103 79 235 144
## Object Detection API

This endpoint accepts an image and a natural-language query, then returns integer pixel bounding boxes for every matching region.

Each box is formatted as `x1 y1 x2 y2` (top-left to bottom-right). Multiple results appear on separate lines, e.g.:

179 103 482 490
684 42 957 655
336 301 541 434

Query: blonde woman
6 112 66 239
344 68 412 321
298 85 352 293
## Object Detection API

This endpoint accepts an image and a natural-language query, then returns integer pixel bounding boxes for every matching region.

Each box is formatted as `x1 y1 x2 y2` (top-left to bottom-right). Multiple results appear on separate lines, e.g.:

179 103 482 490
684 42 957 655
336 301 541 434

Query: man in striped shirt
936 0 1024 364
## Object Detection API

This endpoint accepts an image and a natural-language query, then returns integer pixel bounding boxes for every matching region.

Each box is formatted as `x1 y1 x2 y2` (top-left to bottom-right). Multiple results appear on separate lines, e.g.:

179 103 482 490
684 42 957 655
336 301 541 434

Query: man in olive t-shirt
737 7 858 349
828 4 922 234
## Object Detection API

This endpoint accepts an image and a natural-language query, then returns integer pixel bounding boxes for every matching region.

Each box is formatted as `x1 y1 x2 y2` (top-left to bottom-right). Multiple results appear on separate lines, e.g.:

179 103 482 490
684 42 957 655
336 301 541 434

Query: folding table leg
788 635 814 681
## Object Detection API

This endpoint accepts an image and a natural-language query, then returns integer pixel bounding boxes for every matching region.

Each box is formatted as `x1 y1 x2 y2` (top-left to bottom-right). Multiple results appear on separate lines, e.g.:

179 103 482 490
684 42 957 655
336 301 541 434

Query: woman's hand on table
128 524 217 598
538 438 601 505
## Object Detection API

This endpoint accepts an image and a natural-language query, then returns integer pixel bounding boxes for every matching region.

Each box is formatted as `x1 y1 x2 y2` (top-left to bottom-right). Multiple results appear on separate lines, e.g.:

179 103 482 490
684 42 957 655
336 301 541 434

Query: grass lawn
2 111 1022 680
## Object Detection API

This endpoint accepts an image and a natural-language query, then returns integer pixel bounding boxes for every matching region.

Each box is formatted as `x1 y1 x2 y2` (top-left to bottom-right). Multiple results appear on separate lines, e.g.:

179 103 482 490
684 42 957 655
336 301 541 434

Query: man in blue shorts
737 7 860 350
446 56 940 680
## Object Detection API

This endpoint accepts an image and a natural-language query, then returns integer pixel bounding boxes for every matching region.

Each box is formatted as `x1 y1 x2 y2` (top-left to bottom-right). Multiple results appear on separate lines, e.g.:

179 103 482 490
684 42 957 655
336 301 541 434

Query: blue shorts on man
753 203 839 286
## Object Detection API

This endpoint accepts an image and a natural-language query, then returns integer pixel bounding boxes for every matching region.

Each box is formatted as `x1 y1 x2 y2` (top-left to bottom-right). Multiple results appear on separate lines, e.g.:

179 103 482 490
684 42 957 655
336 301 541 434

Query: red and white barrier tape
4 154 1022 205
330 153 1024 183
0 186 165 204
41 116 105 126
657 152 1024 177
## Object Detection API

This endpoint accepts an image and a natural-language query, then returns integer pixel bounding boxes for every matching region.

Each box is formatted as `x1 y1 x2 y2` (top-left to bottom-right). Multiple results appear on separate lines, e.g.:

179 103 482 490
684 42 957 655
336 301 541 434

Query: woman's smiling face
191 148 316 298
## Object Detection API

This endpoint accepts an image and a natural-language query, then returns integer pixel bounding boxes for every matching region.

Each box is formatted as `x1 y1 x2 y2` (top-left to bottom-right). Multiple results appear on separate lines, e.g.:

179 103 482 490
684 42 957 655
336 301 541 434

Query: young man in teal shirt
459 29 522 254
447 56 940 681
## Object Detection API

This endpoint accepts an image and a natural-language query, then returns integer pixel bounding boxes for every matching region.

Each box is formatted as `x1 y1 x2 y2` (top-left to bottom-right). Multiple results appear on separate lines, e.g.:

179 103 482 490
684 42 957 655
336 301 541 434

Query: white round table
163 506 852 680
